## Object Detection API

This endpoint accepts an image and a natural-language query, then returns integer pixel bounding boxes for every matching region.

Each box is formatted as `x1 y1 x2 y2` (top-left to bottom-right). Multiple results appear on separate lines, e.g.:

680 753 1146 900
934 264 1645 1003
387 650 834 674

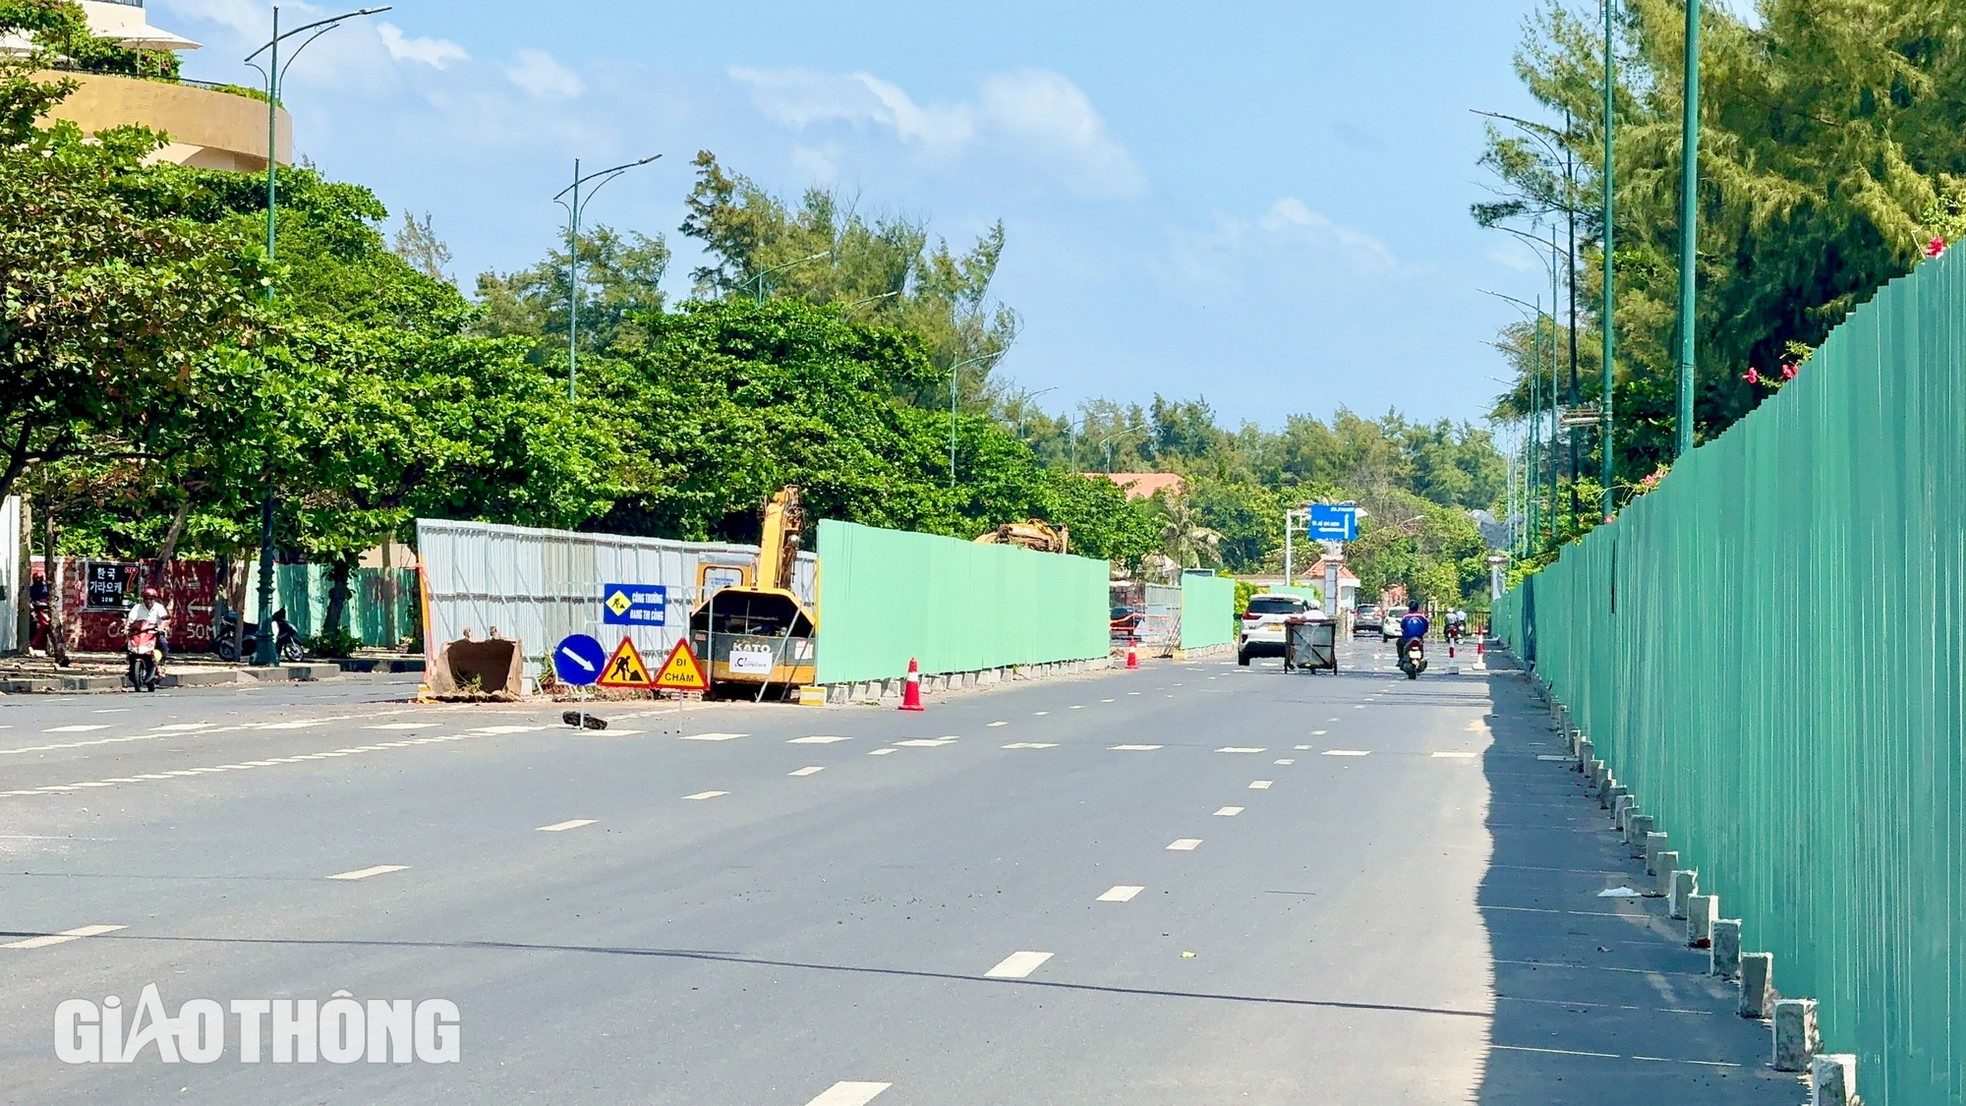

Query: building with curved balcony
22 1 292 172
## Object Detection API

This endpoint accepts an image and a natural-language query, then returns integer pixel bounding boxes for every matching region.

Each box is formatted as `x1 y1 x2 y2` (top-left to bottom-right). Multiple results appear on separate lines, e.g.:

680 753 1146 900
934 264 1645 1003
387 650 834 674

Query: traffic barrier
898 657 925 712
1126 645 1138 670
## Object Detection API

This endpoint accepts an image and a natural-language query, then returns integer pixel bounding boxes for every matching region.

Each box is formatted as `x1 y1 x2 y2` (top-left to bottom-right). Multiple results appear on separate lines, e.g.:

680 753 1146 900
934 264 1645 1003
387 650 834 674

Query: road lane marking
328 865 408 881
1069 705 1084 710
681 732 747 742
1032 711 1050 716
1002 742 1057 749
1248 780 1273 789
150 723 215 732
1213 806 1243 816
1322 750 1370 757
90 708 129 715
363 722 437 730
984 951 1054 979
1326 717 1339 722
789 766 826 776
1296 744 1313 750
791 736 849 744
1109 744 1162 751
537 819 596 832
683 791 728 801
1127 692 1141 696
43 725 108 734
869 748 896 756
1167 838 1202 850
895 738 955 747
1353 705 1367 710
1215 746 1265 754
1274 758 1295 765
1101 698 1115 703
803 1081 892 1106
257 721 324 730
1432 751 1477 759
3 924 125 950
1098 885 1144 902
986 722 1008 728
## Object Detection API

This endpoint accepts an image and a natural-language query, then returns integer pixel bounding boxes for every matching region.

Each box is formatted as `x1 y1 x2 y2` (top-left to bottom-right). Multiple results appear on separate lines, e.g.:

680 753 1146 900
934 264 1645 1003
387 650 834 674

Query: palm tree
1156 495 1222 571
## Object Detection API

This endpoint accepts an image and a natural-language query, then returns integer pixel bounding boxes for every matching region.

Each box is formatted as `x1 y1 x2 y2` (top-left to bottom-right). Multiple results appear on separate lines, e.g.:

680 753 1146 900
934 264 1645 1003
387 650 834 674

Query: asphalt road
0 647 1801 1104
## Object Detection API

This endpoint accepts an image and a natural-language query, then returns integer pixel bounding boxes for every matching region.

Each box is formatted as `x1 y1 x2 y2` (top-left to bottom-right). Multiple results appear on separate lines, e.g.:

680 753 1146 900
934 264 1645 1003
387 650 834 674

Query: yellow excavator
973 519 1070 553
687 487 818 698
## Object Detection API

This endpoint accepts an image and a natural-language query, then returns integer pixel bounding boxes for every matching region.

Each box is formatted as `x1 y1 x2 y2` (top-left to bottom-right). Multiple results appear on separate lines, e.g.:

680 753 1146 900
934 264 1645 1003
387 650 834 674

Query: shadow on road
1472 673 1799 1105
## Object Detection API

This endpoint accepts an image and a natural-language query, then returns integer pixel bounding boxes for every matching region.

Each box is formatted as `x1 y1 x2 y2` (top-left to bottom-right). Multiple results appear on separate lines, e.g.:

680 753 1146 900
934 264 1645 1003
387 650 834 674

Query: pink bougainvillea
1743 367 1761 385
1780 363 1798 381
1928 237 1948 258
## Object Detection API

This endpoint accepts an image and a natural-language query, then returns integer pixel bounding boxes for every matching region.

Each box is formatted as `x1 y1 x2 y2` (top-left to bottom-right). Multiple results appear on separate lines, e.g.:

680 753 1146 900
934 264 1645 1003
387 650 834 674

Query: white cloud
1258 197 1398 272
729 66 1142 199
1171 197 1402 298
505 49 585 101
377 24 468 70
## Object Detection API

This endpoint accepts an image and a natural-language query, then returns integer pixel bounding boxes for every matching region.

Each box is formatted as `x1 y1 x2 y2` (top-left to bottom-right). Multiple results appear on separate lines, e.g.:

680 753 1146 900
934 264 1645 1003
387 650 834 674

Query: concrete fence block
1576 737 1594 770
1626 814 1655 855
1687 893 1716 947
1740 953 1775 1019
1601 779 1623 811
1772 998 1820 1071
1650 851 1678 897
1670 869 1697 919
1613 795 1634 830
1712 919 1743 978
1810 1054 1859 1106
1645 832 1670 875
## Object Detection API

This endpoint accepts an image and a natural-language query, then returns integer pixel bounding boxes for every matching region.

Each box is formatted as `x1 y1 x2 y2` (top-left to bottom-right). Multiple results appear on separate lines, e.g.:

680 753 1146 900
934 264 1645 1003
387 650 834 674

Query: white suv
1238 594 1318 665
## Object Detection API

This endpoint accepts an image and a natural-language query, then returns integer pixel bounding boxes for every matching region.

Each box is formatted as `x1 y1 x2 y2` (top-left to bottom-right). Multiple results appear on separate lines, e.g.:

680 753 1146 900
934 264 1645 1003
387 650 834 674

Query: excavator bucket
429 637 524 699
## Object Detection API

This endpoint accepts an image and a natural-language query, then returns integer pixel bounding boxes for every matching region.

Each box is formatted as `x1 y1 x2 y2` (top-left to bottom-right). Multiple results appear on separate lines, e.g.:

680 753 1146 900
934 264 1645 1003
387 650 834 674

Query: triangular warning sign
654 639 710 691
597 637 654 689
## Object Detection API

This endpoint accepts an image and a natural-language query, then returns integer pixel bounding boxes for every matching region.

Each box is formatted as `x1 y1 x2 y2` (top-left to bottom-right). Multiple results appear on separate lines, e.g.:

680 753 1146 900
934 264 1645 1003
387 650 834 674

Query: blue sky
153 0 1673 430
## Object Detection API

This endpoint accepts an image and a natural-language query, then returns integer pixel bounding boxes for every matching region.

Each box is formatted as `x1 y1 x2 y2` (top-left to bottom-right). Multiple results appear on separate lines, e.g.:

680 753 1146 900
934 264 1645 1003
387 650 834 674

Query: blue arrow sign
554 633 608 687
1307 504 1359 542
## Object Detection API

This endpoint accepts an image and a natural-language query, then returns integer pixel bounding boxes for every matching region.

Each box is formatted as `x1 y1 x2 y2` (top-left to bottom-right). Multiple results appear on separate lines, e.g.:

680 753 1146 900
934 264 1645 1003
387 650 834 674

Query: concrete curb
0 661 343 694
1511 652 1860 1091
822 655 1117 706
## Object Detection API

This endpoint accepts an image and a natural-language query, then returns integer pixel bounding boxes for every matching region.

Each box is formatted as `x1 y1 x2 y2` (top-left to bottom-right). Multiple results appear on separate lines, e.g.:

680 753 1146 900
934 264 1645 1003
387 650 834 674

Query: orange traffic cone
899 657 926 712
1477 640 1485 657
1126 645 1139 670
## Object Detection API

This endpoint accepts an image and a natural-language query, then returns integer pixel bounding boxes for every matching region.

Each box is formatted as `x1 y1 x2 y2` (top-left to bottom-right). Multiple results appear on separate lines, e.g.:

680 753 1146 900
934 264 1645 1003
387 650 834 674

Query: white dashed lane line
986 722 1008 728
894 738 956 748
2 924 125 950
1248 780 1274 790
868 749 897 756
789 766 826 776
328 865 408 881
1097 886 1144 902
1274 758 1295 765
1 734 474 800
803 1081 892 1106
1322 750 1371 758
1432 751 1478 759
41 725 108 734
1166 839 1202 851
984 951 1054 979
791 736 849 744
1296 744 1313 750
683 791 729 801
537 819 597 832
681 733 747 742
1215 746 1265 754
1002 743 1057 750
1109 744 1162 752
1213 806 1244 817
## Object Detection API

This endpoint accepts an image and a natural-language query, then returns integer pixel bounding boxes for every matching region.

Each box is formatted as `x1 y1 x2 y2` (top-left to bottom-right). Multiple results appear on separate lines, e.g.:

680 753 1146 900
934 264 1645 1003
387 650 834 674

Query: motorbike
28 600 51 653
214 608 304 663
1398 636 1429 680
125 621 161 693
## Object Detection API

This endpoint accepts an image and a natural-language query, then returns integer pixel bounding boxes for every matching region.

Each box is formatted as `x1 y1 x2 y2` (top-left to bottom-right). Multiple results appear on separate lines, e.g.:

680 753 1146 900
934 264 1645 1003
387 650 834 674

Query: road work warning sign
655 640 710 692
597 637 654 689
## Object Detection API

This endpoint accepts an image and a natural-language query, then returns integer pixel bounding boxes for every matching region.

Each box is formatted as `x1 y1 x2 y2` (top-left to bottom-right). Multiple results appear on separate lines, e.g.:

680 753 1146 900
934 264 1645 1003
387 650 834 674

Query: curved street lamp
552 154 663 401
241 4 391 667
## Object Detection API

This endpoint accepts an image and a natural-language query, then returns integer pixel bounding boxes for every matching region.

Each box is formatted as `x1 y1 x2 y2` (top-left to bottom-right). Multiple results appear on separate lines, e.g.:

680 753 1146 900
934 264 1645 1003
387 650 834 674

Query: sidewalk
0 653 343 694
1472 667 1799 1104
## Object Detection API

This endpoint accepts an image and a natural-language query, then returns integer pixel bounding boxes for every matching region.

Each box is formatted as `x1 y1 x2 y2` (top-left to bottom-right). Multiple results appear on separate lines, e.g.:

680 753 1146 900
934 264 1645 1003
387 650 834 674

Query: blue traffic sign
1307 504 1359 542
554 633 608 687
602 584 668 627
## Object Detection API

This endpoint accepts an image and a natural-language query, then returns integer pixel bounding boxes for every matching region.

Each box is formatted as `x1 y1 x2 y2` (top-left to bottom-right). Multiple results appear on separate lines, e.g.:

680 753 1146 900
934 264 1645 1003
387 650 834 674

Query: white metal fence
1139 583 1182 649
1 497 18 653
416 519 817 685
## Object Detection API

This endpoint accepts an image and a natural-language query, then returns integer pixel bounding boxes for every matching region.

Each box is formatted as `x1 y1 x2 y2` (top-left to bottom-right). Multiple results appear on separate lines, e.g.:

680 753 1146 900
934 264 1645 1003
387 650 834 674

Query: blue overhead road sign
1308 504 1359 542
554 634 608 687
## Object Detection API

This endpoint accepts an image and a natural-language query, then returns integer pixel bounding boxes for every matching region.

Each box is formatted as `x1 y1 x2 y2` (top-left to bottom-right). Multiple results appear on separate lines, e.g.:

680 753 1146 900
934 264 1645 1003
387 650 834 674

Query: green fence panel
815 519 1109 685
248 565 415 646
1180 574 1237 650
1494 255 1965 1106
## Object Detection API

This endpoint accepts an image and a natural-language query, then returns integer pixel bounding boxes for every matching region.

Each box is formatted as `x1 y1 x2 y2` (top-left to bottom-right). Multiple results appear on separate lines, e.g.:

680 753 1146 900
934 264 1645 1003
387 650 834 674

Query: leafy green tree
473 225 670 362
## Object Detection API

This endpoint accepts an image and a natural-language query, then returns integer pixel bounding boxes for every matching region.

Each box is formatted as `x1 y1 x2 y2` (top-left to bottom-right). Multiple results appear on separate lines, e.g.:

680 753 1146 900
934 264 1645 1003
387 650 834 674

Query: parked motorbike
125 621 161 693
214 608 303 663
1398 637 1429 680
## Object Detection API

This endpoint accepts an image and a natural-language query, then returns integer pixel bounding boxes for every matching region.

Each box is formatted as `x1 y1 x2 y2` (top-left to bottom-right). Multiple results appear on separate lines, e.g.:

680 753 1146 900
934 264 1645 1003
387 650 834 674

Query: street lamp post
1675 0 1701 458
1098 424 1149 474
743 250 831 304
553 155 662 402
1602 0 1619 521
1481 288 1555 550
947 353 999 488
242 3 391 667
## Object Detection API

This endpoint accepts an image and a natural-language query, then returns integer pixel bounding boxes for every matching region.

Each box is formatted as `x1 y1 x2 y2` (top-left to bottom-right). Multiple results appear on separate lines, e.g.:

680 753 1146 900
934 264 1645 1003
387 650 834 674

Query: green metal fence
1494 256 1964 1106
815 520 1109 685
1180 574 1238 650
246 566 416 646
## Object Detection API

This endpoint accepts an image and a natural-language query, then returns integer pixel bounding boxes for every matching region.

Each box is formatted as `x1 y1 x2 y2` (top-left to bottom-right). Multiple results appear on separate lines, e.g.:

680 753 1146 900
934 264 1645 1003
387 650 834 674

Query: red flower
1780 363 1798 381
1928 237 1948 258
1744 367 1761 385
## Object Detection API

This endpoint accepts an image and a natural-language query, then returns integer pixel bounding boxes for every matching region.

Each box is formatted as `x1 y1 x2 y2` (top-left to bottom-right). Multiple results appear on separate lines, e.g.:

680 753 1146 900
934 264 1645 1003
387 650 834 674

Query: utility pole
1675 0 1701 458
